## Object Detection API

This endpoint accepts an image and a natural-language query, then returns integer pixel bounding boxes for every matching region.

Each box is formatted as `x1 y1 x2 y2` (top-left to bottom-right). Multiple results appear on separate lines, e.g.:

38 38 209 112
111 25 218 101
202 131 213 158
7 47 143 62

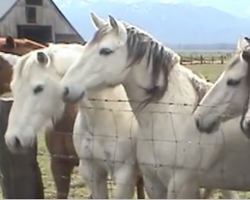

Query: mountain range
54 0 250 46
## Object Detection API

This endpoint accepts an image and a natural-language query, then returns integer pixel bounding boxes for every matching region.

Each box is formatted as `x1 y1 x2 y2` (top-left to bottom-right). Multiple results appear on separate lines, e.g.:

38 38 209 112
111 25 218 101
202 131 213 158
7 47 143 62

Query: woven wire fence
1 98 250 199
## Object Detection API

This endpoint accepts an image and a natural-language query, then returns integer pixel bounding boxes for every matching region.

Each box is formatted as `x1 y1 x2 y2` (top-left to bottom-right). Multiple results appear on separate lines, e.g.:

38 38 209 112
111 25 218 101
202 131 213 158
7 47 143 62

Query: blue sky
178 0 250 18
54 0 250 18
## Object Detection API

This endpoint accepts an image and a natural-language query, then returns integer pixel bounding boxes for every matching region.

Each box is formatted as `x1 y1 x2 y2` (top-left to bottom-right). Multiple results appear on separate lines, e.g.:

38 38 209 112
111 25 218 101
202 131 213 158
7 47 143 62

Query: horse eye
227 79 241 86
33 85 44 94
99 48 114 56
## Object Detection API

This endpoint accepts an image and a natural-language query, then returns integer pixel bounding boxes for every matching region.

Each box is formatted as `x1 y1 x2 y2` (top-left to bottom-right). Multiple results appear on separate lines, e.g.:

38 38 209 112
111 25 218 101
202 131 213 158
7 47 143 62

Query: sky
54 0 250 18
176 0 250 18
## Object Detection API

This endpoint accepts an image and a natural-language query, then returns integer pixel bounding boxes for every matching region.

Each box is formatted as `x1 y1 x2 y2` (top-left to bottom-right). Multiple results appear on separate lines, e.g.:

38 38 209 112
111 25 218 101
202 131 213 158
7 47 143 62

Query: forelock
11 50 42 86
91 25 113 43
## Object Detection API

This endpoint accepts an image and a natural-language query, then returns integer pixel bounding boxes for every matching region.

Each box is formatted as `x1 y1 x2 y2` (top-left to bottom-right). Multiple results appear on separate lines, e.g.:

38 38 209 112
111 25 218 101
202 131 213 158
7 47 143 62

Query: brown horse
0 36 145 199
0 55 13 95
0 36 45 56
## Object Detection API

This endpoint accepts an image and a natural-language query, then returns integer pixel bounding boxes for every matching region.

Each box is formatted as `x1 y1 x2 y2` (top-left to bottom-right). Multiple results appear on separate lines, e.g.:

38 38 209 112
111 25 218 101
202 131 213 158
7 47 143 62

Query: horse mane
0 52 20 66
47 43 84 50
11 50 35 85
12 43 85 84
93 21 181 109
183 68 213 109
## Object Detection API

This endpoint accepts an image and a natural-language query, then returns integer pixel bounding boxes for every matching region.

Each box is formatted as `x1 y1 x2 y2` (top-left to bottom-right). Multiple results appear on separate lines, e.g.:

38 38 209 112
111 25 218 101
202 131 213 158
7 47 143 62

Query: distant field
175 50 233 66
176 49 234 54
2 58 250 199
187 63 225 82
179 51 232 57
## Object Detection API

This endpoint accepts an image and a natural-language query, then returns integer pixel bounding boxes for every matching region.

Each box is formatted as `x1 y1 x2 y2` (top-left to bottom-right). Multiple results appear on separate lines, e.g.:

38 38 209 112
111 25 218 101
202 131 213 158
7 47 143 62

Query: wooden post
221 55 224 64
180 56 183 65
211 56 214 64
0 98 44 199
200 55 203 64
190 55 193 65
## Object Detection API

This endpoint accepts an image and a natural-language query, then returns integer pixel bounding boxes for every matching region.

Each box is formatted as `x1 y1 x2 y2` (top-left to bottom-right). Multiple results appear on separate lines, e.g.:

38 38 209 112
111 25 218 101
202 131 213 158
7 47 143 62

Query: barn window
26 0 43 6
26 7 37 23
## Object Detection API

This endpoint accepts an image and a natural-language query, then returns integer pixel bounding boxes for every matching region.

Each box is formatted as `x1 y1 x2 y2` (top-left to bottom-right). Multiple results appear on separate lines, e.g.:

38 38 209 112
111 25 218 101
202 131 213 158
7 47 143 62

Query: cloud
160 0 179 4
59 0 73 7
246 6 250 12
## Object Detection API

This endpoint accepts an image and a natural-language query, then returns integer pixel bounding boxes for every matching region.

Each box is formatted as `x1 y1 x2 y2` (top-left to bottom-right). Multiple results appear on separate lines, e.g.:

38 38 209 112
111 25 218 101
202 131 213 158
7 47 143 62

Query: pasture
1 51 249 199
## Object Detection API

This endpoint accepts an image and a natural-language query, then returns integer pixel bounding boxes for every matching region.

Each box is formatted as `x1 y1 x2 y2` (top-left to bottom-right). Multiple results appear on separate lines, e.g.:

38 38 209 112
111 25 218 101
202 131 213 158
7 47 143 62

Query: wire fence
1 97 250 199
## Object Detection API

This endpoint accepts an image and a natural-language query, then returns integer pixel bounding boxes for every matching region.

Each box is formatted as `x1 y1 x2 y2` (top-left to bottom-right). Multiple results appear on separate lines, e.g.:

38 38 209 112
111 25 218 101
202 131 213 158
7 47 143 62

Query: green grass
37 135 89 199
1 62 250 199
187 64 226 82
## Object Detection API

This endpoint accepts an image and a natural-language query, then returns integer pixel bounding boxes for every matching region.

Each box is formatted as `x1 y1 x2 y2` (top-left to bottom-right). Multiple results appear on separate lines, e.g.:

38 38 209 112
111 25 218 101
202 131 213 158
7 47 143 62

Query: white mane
48 43 84 50
179 66 213 108
0 51 20 65
12 44 84 85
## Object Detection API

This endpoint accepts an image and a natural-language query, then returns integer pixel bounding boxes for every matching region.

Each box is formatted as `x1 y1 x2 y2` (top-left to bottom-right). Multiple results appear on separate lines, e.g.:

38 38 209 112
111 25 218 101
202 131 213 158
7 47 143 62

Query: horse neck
52 103 77 133
82 85 130 110
122 62 197 122
78 85 133 138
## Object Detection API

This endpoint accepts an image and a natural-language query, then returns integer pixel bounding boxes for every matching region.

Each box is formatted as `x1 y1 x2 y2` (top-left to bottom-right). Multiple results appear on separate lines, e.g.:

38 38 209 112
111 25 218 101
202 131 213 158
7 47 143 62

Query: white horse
186 73 239 199
193 37 250 136
241 98 250 137
2 45 236 199
0 51 19 65
3 44 140 198
60 13 250 198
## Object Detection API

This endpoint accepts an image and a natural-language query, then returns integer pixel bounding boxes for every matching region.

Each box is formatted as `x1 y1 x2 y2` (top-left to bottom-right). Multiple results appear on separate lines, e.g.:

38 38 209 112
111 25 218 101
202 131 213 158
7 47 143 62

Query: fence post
200 55 203 64
0 98 44 199
221 55 224 64
180 57 183 65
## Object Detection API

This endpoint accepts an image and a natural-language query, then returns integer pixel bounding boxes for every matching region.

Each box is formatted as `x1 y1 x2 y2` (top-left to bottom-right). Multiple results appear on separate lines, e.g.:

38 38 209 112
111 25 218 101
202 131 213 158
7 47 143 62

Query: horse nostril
195 118 200 129
246 121 250 130
63 87 69 97
14 137 21 148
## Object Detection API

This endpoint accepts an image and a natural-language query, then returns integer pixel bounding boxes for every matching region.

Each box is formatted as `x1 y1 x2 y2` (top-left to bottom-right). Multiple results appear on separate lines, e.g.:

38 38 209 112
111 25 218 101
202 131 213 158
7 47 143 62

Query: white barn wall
0 0 83 42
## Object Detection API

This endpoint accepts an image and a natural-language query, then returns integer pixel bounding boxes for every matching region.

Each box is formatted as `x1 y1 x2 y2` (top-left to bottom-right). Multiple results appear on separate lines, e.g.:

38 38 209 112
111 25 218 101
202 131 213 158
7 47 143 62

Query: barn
0 0 85 44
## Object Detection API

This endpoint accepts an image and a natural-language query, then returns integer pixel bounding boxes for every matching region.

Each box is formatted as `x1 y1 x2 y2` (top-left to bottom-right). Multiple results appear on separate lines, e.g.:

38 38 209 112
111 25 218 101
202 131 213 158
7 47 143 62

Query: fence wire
1 98 250 199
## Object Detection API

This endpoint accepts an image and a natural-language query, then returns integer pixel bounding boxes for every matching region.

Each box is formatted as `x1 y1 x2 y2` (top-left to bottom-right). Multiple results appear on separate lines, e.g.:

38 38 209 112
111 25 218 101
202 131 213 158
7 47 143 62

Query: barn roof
0 0 85 42
0 0 18 21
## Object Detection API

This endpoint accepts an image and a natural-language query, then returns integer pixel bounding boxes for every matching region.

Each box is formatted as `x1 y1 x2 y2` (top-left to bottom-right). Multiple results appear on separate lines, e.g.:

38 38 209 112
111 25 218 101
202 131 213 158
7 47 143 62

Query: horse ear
90 12 106 29
5 36 15 48
108 15 127 40
108 15 118 30
237 36 249 52
244 37 250 44
36 52 49 65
